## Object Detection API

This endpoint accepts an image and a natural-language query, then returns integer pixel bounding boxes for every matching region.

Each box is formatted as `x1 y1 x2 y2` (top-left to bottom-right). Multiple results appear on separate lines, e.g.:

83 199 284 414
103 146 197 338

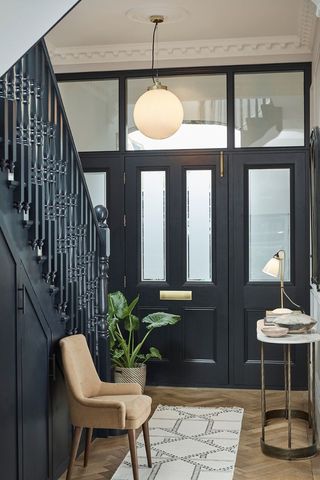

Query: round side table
257 319 320 460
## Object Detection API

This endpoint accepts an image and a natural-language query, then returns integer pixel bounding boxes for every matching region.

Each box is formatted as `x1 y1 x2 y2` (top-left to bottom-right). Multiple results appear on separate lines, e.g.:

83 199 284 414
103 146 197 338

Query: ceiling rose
126 3 189 24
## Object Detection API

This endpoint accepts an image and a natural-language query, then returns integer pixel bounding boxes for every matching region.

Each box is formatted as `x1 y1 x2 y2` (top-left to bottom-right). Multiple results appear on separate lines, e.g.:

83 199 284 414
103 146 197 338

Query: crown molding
299 0 317 47
312 19 320 71
48 0 317 69
49 35 312 68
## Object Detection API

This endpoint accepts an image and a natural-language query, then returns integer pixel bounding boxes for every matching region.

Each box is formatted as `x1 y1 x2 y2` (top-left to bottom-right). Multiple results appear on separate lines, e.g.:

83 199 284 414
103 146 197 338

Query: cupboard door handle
49 354 56 382
18 286 25 313
220 151 224 178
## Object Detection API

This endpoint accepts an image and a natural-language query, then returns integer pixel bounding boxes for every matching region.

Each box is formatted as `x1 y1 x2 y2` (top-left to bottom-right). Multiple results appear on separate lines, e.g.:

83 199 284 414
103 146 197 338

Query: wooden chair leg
84 427 93 467
142 421 152 468
66 426 83 480
128 429 139 480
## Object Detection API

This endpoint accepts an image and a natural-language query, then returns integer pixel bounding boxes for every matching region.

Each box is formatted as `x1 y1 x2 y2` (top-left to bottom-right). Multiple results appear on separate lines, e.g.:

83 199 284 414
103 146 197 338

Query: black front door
125 154 229 386
230 150 309 388
82 149 309 389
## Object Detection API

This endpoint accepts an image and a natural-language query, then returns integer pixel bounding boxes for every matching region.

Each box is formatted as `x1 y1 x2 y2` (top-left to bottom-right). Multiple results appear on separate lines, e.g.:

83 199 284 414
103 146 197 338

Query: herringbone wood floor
60 387 320 480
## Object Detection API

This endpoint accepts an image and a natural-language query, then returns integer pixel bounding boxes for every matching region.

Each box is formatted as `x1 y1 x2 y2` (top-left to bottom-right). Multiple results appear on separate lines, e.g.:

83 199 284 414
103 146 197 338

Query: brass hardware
287 344 291 448
150 15 164 24
160 290 192 301
261 342 265 440
312 342 316 443
220 151 224 178
260 339 317 460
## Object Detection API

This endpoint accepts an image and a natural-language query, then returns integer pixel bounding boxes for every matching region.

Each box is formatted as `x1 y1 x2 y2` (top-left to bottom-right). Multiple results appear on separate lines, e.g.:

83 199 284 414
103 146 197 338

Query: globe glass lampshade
133 83 184 140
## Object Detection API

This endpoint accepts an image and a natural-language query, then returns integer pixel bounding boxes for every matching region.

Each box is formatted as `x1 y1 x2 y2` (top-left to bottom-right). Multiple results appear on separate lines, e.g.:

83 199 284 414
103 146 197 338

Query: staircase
0 39 110 480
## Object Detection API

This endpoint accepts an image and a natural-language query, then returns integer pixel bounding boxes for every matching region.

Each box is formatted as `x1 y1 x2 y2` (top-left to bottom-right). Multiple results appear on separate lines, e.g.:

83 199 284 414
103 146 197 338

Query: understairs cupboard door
0 227 51 480
0 229 19 479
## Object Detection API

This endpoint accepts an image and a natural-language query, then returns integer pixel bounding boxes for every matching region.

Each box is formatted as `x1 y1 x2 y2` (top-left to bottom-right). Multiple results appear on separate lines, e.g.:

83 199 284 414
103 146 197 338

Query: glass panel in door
140 171 166 282
186 170 212 282
248 168 291 282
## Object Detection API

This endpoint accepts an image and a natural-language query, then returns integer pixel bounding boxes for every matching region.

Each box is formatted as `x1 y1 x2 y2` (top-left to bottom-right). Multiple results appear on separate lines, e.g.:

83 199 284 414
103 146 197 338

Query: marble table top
257 319 320 344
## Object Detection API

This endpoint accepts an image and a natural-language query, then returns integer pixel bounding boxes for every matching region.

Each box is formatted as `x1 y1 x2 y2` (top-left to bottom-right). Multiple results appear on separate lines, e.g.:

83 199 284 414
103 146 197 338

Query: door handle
160 290 192 300
17 286 25 313
220 151 224 178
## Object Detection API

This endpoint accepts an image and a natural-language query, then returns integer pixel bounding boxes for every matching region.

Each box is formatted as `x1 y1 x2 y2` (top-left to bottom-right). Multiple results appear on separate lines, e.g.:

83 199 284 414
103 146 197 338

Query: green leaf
108 291 128 319
108 316 119 348
136 354 147 363
142 312 180 330
140 347 162 364
112 349 125 360
148 346 162 359
108 315 119 333
127 295 139 315
124 314 140 332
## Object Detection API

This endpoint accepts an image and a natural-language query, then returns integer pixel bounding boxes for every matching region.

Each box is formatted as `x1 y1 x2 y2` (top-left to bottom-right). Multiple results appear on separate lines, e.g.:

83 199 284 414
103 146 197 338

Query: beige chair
60 334 152 480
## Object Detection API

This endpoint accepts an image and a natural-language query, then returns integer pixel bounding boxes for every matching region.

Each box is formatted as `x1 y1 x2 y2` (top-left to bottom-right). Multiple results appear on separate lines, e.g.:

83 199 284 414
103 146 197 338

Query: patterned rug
112 405 244 480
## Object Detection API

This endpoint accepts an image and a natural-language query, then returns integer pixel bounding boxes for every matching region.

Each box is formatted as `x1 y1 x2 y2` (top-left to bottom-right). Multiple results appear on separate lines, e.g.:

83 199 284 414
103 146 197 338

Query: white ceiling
46 0 318 72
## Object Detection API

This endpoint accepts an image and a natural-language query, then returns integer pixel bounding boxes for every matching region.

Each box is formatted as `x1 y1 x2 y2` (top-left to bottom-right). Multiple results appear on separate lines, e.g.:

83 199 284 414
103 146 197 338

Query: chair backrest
60 334 101 399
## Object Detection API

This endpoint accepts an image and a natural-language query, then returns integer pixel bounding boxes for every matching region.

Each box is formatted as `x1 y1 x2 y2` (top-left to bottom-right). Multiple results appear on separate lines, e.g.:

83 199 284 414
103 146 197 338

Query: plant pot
114 364 147 393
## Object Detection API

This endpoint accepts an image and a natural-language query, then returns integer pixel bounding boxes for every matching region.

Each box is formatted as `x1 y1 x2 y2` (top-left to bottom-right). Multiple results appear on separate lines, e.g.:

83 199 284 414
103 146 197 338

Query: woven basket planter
114 364 147 392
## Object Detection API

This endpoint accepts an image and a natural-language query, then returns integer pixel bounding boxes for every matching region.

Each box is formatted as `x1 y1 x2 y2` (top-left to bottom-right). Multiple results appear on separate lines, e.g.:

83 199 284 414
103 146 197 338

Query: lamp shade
262 257 280 278
133 86 184 140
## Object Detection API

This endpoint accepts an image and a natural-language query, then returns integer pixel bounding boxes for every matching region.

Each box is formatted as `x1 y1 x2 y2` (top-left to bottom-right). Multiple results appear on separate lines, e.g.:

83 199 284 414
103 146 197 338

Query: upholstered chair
60 334 152 480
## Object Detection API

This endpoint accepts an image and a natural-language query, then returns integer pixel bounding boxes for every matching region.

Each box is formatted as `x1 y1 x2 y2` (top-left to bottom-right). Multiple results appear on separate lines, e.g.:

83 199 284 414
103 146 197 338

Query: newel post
95 205 111 381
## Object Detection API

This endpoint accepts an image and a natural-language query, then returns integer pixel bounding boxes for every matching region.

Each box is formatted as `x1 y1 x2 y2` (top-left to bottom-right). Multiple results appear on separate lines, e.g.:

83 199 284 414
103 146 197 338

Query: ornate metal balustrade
0 40 110 373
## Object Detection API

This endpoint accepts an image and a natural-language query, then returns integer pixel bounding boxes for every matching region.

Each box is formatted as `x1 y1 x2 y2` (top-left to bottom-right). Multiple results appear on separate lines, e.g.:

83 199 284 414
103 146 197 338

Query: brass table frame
260 341 317 460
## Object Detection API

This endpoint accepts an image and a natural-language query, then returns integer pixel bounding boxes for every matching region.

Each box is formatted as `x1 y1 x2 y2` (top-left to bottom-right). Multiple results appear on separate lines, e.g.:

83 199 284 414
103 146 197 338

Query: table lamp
262 250 293 314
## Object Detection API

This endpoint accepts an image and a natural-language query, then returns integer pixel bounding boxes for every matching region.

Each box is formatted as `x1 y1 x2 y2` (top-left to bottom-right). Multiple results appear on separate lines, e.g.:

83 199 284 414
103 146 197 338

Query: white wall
0 0 79 77
310 18 320 442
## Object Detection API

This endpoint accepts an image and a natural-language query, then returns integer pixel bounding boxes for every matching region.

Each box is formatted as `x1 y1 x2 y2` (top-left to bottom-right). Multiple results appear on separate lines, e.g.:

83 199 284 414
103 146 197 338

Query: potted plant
108 291 180 391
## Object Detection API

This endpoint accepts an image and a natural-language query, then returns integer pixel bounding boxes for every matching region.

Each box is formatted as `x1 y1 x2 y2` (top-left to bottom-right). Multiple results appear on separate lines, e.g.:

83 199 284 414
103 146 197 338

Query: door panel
0 230 18 480
230 151 309 388
0 227 52 480
21 288 49 480
125 154 229 387
18 265 51 480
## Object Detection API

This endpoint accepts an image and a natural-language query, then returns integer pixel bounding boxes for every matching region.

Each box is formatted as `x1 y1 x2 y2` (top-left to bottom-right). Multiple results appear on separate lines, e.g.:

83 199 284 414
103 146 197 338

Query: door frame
74 60 311 388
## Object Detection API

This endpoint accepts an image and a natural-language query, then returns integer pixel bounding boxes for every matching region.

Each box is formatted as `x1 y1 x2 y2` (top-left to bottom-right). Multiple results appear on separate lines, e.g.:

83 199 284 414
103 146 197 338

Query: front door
82 149 309 389
125 154 229 386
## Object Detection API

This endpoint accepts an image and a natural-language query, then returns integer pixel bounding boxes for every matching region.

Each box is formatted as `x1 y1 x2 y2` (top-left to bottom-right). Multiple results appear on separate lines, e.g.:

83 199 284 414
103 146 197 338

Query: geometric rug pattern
112 405 244 480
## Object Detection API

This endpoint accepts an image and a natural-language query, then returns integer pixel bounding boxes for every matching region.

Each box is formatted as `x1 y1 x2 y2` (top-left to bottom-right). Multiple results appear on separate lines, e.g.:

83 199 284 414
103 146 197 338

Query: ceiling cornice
300 0 317 47
48 0 317 69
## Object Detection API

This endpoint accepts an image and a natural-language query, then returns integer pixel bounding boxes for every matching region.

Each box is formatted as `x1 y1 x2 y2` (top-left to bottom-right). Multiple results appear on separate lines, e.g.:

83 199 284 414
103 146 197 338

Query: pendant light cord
151 21 159 84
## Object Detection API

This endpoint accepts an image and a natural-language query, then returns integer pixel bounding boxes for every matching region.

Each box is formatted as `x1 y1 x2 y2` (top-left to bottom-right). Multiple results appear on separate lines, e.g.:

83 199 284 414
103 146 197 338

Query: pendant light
133 15 184 140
